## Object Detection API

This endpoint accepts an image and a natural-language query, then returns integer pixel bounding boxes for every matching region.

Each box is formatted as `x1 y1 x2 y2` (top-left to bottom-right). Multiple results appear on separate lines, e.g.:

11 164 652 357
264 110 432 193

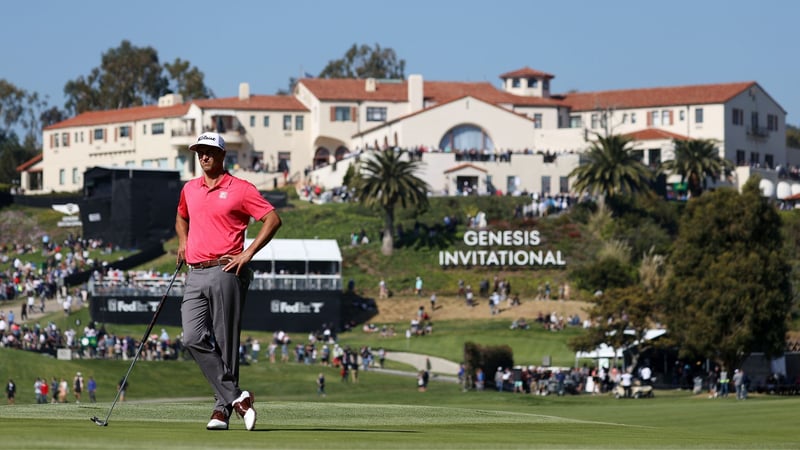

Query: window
512 78 521 88
533 113 542 129
53 133 59 148
680 110 685 121
143 124 147 135
632 150 644 162
541 176 551 194
263 116 270 127
732 108 744 126
661 110 670 125
750 152 760 167
765 153 774 169
119 126 131 138
366 107 387 122
767 114 778 131
94 128 104 140
59 169 65 185
651 111 660 126
295 115 304 131
250 115 255 127
334 107 351 122
74 132 79 143
283 115 292 130
152 122 165 135
559 176 569 194
622 113 628 124
569 115 582 128
695 108 704 124
62 132 69 147
72 168 79 184
736 150 746 166
631 112 637 124
648 149 661 166
591 113 599 129
527 78 538 88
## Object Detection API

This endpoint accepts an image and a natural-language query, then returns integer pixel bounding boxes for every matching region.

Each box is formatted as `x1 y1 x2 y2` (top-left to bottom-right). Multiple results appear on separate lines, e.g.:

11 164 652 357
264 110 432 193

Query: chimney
365 78 377 92
157 93 183 107
239 82 250 100
407 74 423 113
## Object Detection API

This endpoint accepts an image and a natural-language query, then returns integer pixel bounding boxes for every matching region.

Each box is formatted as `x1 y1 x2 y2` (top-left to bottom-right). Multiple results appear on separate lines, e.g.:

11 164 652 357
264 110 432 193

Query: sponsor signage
90 290 342 332
438 229 566 267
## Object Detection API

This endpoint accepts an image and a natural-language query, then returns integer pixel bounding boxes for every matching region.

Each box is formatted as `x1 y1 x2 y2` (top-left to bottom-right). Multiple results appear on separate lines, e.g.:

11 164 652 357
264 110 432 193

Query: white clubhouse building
18 67 799 198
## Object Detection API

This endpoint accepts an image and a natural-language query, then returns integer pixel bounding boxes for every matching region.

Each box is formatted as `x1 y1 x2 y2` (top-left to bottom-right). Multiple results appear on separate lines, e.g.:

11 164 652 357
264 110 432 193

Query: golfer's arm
175 213 189 262
242 210 282 262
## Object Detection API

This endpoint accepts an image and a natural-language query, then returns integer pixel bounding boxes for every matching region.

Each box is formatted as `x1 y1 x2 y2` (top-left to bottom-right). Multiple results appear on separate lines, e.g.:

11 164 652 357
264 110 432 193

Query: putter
91 261 184 427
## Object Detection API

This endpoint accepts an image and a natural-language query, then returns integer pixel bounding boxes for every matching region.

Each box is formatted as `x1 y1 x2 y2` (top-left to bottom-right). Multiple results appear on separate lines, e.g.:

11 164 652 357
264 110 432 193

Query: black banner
89 290 342 332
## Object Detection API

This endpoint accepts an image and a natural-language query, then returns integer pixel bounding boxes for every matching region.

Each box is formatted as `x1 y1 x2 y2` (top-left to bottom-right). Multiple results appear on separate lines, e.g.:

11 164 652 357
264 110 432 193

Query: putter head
90 416 108 426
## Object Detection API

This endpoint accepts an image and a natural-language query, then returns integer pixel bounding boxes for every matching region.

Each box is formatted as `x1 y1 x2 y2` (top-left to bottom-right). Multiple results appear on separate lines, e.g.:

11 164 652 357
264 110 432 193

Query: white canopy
246 238 342 263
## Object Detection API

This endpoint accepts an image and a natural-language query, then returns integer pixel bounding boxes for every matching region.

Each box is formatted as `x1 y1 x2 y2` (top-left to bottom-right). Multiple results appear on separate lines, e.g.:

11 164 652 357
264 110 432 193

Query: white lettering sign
438 229 565 267
107 299 159 313
270 300 324 314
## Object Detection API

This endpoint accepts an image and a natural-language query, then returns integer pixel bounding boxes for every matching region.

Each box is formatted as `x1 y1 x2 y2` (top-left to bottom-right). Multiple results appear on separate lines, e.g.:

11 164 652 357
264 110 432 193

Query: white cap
189 132 225 152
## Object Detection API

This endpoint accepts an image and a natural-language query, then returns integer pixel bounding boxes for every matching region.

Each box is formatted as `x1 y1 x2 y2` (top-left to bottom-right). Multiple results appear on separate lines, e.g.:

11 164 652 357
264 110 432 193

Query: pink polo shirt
177 172 274 264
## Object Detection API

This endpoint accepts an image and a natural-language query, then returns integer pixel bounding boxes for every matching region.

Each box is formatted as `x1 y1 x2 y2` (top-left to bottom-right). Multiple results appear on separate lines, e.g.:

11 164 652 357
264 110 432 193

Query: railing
747 126 769 138
89 273 342 296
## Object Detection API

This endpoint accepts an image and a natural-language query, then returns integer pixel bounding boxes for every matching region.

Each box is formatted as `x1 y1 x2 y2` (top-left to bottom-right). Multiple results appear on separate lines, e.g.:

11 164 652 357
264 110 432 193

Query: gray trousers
181 266 249 414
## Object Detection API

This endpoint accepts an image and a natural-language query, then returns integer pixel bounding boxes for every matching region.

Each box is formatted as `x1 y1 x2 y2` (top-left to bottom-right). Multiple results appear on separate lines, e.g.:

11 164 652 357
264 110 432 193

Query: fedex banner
90 290 342 332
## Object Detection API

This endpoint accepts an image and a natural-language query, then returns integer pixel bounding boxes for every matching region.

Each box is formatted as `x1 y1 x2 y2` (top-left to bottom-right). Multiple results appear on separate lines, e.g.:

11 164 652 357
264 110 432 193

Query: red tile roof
499 66 555 80
44 103 190 130
562 81 757 112
299 78 563 107
16 153 42 172
444 163 489 174
194 95 307 111
44 95 307 131
623 128 690 141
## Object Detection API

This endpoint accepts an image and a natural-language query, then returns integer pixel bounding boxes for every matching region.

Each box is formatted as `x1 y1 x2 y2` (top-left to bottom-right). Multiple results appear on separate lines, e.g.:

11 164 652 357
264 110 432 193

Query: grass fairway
1 376 799 449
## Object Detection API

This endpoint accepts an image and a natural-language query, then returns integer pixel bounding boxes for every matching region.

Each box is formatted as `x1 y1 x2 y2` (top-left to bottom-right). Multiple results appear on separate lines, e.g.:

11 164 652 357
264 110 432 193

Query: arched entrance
314 147 331 168
334 146 350 161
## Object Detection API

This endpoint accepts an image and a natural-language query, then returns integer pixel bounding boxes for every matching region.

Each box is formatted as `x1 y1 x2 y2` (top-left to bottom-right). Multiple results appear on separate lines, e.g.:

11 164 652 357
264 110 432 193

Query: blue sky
4 0 799 125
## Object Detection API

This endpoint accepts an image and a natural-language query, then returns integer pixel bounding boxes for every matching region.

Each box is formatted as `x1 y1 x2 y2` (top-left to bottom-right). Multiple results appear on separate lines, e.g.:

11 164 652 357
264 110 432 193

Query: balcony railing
747 126 769 138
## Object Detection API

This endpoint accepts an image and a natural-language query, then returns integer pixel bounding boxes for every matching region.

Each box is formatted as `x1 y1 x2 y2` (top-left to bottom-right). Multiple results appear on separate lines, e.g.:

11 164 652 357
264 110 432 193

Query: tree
353 149 429 256
787 124 800 150
64 40 211 114
163 58 214 101
0 79 26 135
660 138 732 198
318 43 406 79
660 177 793 372
569 133 654 210
569 284 660 370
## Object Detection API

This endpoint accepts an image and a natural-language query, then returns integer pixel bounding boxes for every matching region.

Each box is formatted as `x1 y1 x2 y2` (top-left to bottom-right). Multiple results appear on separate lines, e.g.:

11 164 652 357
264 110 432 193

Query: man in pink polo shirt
176 132 281 431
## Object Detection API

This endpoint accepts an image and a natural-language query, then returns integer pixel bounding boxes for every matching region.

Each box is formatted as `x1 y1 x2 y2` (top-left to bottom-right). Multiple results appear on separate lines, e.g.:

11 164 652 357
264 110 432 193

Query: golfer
176 132 282 431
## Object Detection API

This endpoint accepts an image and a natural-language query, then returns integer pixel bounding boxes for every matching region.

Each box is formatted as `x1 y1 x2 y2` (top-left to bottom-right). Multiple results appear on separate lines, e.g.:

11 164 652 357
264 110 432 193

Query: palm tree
569 133 654 203
353 149 430 256
660 138 732 198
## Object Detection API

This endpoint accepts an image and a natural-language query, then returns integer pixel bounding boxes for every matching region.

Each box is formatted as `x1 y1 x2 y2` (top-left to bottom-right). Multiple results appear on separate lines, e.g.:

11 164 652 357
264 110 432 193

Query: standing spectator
251 339 260 363
620 370 633 398
719 368 730 398
733 369 747 400
495 367 504 391
430 292 437 311
34 378 43 404
40 378 49 403
317 372 326 397
475 368 485 391
379 279 388 299
6 378 16 405
414 276 423 296
87 376 97 403
73 372 84 403
58 378 69 403
117 378 128 402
